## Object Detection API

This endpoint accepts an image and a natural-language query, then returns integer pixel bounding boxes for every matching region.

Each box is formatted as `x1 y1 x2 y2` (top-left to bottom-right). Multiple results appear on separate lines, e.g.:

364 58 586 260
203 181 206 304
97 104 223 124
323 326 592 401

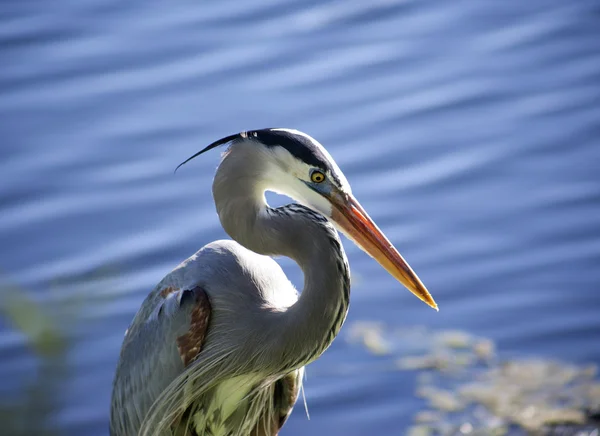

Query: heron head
177 128 437 311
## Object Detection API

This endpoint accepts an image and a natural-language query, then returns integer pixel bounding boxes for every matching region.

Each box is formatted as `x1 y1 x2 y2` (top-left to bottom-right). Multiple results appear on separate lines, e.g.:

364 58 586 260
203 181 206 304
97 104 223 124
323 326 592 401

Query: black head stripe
176 128 330 173
251 129 329 171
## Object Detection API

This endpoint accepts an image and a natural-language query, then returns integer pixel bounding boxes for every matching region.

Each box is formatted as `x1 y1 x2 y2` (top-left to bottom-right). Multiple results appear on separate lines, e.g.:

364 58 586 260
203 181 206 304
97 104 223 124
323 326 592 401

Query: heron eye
310 171 325 183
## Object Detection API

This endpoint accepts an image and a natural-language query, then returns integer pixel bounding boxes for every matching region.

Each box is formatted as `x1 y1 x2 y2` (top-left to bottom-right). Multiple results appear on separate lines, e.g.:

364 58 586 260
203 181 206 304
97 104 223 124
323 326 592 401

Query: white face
258 131 351 218
269 128 351 189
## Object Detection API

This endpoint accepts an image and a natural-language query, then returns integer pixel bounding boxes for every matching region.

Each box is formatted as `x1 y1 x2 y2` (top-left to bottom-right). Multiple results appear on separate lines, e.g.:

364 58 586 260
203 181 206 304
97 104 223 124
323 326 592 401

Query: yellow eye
311 171 325 183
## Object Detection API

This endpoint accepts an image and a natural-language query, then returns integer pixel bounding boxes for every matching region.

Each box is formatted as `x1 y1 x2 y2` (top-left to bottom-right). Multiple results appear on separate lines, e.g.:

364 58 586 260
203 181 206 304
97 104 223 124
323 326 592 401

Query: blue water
1 0 599 434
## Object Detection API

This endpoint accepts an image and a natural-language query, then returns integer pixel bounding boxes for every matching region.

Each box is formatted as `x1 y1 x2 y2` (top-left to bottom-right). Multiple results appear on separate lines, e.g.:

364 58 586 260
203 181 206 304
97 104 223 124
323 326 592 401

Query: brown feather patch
160 286 177 298
249 413 279 436
176 286 211 367
249 371 302 436
278 372 301 428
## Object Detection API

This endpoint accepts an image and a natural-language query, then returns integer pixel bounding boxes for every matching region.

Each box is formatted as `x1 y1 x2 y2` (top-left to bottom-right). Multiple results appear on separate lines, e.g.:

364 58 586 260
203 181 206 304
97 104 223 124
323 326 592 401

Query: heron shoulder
168 239 298 311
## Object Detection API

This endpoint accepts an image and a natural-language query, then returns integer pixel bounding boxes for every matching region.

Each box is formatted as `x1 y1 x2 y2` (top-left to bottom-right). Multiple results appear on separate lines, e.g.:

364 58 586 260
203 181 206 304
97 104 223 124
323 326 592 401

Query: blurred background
1 0 599 435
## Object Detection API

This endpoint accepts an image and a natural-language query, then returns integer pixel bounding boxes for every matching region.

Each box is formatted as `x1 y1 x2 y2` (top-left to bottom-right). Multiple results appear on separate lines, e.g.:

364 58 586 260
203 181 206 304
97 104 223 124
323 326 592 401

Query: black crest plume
175 132 245 173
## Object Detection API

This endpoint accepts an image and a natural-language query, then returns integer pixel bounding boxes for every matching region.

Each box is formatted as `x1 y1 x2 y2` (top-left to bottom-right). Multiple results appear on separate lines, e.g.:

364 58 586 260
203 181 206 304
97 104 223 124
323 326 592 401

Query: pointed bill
331 194 438 311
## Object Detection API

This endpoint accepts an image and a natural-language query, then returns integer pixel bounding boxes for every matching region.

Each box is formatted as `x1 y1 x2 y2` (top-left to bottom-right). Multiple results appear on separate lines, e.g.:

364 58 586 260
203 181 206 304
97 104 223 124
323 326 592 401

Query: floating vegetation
347 322 600 436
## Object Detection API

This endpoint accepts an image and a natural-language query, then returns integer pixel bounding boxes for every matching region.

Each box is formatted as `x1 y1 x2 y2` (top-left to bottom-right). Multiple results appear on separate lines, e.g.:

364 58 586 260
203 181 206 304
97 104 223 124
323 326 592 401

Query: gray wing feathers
110 241 301 436
110 285 211 436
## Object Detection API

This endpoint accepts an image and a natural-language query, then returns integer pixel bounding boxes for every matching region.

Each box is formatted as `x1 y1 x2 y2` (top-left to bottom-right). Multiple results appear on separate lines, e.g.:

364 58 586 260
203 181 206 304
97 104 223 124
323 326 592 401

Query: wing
109 285 211 436
250 369 304 436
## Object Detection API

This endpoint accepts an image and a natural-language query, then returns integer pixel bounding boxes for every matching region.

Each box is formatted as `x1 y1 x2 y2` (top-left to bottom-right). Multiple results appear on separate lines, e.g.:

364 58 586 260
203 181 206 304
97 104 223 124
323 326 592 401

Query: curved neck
212 145 351 369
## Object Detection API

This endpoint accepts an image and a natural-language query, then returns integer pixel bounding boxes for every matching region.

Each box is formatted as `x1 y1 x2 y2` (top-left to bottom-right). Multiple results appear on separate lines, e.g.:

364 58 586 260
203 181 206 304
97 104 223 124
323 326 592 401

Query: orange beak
331 193 438 311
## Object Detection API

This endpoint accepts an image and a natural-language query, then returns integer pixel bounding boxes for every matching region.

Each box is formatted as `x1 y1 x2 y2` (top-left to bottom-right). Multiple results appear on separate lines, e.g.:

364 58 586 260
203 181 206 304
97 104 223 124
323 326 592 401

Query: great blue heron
110 128 437 436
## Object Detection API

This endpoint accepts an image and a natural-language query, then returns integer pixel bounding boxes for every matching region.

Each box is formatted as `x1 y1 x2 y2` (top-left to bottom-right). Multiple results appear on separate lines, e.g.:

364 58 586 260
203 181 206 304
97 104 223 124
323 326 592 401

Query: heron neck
213 148 351 370
259 206 351 367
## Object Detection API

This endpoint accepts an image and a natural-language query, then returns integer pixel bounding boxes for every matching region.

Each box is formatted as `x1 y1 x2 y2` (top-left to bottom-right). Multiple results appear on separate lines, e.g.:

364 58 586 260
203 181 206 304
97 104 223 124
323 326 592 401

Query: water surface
1 0 599 434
